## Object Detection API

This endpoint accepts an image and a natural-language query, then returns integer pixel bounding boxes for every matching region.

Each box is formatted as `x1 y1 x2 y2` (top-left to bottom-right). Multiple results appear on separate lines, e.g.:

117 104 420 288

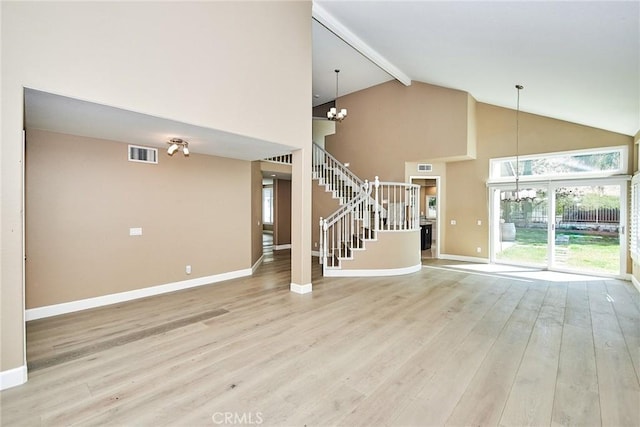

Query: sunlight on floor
424 262 606 283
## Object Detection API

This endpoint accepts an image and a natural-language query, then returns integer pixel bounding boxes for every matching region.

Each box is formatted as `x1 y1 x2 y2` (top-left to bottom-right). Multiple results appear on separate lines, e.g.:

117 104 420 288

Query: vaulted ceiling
312 1 639 136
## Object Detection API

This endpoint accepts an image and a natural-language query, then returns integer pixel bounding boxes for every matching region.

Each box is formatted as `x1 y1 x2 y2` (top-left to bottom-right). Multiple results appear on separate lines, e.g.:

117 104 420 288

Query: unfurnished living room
1 1 639 426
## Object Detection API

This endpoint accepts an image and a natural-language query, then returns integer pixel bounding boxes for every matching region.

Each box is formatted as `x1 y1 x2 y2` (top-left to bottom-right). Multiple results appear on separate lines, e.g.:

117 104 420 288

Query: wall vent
417 163 433 172
128 145 158 164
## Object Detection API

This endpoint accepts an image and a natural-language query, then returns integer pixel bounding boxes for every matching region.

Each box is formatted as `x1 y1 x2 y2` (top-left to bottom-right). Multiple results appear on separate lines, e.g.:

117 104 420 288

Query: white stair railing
320 177 421 268
373 177 421 232
312 143 363 205
320 181 372 266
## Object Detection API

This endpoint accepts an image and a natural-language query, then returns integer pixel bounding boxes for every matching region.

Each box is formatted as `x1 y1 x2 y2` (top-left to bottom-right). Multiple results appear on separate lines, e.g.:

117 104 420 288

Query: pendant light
501 84 535 203
327 69 347 122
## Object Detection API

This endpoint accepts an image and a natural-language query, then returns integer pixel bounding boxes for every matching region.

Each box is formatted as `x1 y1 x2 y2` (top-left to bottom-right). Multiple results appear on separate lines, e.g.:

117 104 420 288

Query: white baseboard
25 268 253 321
252 254 264 273
323 263 422 277
439 254 489 264
274 244 291 250
290 282 312 294
0 365 27 390
632 275 640 293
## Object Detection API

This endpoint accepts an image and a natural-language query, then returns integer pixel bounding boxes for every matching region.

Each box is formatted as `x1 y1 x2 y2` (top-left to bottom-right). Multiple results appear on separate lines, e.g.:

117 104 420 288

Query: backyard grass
496 227 620 273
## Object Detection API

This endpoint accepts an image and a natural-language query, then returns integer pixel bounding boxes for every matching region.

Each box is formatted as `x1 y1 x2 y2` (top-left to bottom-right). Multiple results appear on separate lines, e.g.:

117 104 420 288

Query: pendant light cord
515 84 523 199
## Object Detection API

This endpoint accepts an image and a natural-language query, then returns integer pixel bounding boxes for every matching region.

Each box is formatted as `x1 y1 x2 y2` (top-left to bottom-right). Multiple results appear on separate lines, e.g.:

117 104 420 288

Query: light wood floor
2 251 639 426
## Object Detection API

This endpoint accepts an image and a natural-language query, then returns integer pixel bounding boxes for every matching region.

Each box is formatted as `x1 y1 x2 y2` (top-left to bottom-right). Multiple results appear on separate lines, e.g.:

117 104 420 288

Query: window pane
491 148 623 180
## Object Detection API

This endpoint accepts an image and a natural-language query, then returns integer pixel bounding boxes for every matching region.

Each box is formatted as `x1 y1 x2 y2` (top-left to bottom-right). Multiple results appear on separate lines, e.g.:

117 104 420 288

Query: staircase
312 143 420 274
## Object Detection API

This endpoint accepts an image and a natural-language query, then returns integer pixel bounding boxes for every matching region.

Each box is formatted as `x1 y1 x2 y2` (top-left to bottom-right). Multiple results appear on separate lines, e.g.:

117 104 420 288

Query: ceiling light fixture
167 138 189 157
327 69 347 122
501 84 535 203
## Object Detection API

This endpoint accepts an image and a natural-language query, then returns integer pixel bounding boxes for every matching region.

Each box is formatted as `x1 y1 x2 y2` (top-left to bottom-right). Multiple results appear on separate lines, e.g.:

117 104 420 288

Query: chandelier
502 84 535 203
327 69 347 122
167 138 189 156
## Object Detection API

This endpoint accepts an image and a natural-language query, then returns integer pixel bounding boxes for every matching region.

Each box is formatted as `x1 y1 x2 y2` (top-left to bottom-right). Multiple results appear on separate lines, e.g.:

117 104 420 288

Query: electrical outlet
186 265 192 274
476 247 481 253
477 220 482 226
314 242 318 248
450 220 456 225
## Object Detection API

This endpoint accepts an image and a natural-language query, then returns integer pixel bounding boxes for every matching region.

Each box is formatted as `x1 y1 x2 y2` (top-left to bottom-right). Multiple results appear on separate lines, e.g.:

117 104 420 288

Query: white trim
0 365 27 390
323 263 422 277
251 254 264 274
274 244 291 250
311 250 321 257
439 254 490 264
312 3 411 86
290 282 313 294
25 268 252 321
632 275 640 294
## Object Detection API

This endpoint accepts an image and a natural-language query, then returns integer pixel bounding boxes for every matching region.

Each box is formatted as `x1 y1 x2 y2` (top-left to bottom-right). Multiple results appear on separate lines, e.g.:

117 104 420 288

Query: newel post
319 217 324 265
374 176 380 232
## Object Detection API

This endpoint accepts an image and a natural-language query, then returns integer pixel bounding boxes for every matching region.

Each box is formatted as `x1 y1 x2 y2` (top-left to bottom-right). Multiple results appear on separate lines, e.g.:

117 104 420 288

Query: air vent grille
417 163 433 172
128 145 158 164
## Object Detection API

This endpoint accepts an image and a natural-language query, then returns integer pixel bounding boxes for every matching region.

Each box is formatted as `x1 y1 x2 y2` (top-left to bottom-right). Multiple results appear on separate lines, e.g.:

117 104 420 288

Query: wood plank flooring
1 251 639 426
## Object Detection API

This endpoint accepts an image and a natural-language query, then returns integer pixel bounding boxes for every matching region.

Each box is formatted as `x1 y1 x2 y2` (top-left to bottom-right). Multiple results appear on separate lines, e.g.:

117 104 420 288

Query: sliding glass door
491 179 627 277
551 182 624 275
494 186 549 267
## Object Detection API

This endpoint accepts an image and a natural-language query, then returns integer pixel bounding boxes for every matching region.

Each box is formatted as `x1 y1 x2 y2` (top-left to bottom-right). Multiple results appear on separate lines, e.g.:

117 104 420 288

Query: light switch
477 220 482 226
129 227 143 236
450 220 456 225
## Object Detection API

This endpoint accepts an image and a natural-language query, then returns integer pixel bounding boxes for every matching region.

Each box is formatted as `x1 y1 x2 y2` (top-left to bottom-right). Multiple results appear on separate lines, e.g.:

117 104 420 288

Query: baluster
374 176 380 232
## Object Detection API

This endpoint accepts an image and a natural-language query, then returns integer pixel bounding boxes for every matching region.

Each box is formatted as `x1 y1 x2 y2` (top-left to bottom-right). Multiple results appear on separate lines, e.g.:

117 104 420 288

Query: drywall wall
336 231 421 270
25 129 252 308
251 161 263 267
2 1 311 380
444 103 634 258
274 180 292 247
325 80 475 182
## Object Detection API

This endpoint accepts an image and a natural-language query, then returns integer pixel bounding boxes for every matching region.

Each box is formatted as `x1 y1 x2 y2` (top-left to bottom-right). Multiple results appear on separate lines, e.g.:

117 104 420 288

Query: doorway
410 176 440 259
490 179 627 277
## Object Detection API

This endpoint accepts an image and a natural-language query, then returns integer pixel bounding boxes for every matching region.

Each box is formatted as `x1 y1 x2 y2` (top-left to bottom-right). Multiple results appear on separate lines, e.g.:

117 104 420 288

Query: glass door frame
489 177 629 278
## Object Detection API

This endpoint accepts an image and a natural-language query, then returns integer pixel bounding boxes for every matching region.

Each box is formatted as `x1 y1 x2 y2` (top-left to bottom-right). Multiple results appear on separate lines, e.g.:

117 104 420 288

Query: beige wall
25 130 252 308
274 180 292 246
445 103 634 258
325 80 475 182
338 231 421 270
2 1 311 377
251 162 263 266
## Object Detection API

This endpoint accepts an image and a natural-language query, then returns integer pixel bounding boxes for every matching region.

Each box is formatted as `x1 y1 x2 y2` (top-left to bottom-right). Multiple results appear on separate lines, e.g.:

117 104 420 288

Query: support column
290 147 312 294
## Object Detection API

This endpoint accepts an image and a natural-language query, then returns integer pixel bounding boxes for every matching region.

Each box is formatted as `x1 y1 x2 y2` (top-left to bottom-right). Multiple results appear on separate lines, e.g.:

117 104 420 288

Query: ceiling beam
312 2 412 87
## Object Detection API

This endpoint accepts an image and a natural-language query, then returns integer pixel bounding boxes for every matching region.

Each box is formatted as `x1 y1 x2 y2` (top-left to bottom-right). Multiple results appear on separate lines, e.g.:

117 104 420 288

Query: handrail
312 143 363 205
320 176 420 267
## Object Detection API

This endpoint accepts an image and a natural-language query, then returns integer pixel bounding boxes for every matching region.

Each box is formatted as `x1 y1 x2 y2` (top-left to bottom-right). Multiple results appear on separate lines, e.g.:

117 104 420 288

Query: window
262 186 273 224
489 146 627 182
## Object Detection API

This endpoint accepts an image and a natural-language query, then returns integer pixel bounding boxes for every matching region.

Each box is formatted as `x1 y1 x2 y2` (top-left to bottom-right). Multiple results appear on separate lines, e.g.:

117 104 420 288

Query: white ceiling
24 89 295 161
312 1 639 136
24 1 639 160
